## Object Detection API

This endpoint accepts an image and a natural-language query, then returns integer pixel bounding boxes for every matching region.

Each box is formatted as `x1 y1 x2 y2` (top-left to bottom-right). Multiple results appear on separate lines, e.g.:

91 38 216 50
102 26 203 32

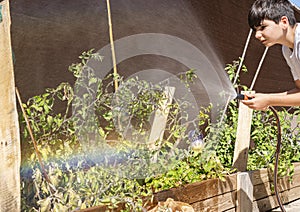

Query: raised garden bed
78 162 300 212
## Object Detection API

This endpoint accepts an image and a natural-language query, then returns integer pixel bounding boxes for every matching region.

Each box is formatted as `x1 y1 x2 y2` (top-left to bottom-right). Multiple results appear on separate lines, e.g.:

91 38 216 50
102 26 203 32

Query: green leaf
38 198 51 212
89 77 98 86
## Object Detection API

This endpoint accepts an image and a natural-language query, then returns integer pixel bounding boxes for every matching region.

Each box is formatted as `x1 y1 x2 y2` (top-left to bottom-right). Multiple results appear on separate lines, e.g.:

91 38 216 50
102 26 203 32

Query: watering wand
236 93 252 100
236 93 286 212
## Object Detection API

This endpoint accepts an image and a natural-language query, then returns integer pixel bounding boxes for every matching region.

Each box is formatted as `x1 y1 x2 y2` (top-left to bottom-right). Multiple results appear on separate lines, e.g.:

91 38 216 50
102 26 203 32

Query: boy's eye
255 25 266 32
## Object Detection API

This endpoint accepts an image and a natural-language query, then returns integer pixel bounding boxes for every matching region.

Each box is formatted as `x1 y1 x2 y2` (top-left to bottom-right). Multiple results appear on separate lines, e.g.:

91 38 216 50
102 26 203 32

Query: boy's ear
280 16 290 29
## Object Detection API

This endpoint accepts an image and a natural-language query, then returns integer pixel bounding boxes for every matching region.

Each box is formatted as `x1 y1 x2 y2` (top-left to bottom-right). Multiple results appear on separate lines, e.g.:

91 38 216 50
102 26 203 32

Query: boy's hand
241 93 270 110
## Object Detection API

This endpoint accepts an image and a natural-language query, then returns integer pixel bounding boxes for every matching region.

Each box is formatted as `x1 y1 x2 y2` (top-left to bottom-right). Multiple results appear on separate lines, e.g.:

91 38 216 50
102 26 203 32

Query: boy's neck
284 24 297 49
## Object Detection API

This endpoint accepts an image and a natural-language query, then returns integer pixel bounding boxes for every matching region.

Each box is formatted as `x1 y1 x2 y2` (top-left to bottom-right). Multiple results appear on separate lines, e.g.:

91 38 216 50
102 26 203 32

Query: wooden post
237 172 254 212
232 90 255 172
0 1 21 211
233 91 255 212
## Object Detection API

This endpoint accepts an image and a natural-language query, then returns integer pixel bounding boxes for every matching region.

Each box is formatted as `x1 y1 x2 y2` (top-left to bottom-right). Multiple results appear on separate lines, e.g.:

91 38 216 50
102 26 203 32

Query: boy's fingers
241 99 252 105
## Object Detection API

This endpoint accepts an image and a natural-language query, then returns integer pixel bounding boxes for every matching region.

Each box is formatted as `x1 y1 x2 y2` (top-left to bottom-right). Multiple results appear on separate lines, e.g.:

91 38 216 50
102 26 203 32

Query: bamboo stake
106 0 118 91
250 47 269 90
232 29 253 86
219 29 253 124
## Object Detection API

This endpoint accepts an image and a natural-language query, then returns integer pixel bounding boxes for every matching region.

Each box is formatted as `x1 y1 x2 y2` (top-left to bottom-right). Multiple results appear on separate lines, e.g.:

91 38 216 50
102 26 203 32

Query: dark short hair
248 0 296 30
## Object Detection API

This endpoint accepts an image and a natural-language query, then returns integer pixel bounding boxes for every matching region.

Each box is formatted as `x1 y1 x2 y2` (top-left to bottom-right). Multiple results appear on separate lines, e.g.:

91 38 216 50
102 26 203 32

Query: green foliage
216 58 300 179
247 108 300 177
20 82 74 140
21 50 210 211
22 155 152 211
20 54 300 211
225 59 247 89
146 153 231 192
114 77 167 136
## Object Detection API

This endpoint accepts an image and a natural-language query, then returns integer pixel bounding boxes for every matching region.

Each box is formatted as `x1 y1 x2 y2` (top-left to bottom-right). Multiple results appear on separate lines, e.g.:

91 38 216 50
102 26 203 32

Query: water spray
236 94 286 212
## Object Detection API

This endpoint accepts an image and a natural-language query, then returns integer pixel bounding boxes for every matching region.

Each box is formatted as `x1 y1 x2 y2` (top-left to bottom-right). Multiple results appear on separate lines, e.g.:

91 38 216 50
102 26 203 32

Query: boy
242 0 300 110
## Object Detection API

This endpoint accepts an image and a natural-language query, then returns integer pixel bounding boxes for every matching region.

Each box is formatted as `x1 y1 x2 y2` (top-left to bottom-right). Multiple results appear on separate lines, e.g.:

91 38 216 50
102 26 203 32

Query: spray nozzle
236 94 253 100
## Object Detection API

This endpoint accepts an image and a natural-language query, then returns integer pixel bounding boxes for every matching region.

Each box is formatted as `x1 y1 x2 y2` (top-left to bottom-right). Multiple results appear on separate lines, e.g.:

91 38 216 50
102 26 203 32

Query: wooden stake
233 90 255 172
237 172 253 212
106 0 118 91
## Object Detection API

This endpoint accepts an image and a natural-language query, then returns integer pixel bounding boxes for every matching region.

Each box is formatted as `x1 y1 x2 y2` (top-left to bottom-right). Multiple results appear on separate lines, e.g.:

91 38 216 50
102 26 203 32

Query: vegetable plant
19 53 300 211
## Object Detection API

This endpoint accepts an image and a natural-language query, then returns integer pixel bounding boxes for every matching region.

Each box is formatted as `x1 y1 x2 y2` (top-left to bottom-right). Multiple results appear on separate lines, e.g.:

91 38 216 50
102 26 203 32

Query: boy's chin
260 39 274 47
263 42 274 47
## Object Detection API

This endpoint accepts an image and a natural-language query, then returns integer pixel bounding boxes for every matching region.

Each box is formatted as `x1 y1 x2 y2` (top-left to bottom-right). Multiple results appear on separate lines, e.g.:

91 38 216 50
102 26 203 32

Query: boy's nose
255 31 262 39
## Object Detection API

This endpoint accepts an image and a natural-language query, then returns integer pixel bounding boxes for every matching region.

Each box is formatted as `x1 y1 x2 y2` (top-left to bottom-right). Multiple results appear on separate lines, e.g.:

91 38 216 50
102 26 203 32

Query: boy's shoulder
295 23 300 42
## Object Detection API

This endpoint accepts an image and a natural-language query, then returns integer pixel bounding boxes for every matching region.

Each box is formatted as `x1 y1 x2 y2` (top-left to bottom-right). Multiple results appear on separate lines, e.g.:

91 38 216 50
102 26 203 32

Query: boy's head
248 0 296 30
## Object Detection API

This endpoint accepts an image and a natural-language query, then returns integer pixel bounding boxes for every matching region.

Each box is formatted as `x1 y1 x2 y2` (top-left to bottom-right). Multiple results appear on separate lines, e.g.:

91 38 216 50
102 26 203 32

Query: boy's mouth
260 38 266 42
261 39 267 45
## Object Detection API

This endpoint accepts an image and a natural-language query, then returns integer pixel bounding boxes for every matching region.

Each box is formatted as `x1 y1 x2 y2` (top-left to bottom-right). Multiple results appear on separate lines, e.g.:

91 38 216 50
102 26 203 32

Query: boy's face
254 19 286 47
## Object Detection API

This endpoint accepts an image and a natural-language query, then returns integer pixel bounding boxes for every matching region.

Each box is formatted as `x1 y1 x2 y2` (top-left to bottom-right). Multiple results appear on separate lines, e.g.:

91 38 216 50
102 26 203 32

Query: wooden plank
237 172 253 212
271 198 300 212
0 0 21 211
233 90 255 171
124 168 300 211
190 178 300 212
191 191 236 212
154 174 237 203
249 162 300 186
154 170 300 211
250 168 273 186
253 186 300 211
253 174 300 201
244 166 300 201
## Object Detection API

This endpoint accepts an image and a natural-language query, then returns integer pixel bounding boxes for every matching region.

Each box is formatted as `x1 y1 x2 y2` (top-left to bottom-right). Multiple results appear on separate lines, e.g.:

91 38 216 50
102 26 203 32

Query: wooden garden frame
0 0 21 211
